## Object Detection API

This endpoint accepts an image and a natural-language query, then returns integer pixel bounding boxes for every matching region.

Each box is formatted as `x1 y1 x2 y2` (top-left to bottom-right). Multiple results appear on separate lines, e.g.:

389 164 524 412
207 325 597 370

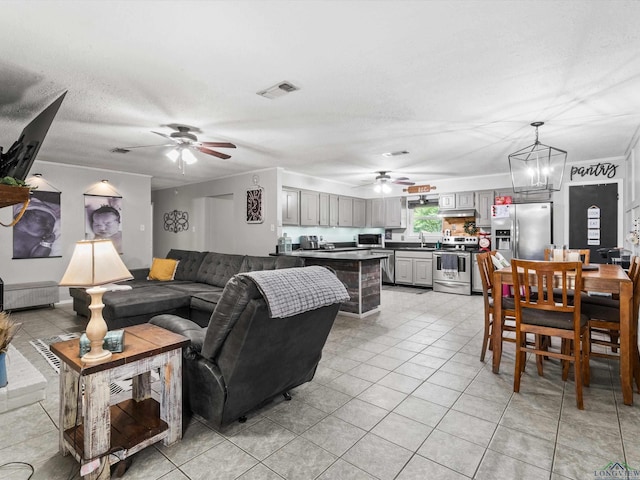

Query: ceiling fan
112 124 236 174
369 171 415 193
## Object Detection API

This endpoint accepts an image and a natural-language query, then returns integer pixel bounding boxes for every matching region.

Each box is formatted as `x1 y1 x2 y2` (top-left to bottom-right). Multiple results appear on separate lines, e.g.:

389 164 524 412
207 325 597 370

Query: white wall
151 168 279 257
0 160 152 300
624 128 640 256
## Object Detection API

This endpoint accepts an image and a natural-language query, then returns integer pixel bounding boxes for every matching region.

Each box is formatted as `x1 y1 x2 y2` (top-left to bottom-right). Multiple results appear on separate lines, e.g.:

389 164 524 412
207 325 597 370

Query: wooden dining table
492 263 637 405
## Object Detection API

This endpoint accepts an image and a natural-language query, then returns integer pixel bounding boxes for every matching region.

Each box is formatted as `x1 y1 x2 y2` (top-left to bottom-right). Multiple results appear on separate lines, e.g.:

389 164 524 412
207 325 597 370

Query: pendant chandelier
508 122 567 193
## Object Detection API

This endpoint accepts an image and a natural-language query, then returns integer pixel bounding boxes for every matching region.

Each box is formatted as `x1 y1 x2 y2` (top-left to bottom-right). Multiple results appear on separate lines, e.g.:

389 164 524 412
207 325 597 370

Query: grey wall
0 161 152 300
151 168 280 257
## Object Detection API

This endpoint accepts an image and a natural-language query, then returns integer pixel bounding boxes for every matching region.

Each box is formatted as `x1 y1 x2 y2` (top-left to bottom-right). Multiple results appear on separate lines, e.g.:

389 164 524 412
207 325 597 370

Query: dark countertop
274 250 389 260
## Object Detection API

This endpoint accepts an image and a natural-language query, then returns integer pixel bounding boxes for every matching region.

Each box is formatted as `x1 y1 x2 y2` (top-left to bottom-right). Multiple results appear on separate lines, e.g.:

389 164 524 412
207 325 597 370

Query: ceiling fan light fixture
182 149 197 165
166 149 180 162
508 122 567 193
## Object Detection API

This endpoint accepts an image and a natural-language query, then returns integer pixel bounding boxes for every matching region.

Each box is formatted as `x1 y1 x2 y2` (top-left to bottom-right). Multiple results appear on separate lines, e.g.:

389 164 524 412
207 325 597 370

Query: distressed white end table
51 323 189 479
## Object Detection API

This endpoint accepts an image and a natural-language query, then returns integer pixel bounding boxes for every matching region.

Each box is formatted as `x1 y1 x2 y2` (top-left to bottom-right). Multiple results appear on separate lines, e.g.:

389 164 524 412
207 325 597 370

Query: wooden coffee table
51 324 189 479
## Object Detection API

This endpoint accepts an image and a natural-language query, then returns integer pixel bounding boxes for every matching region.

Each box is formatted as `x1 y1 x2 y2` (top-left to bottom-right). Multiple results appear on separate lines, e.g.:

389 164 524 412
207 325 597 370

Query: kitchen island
276 250 388 318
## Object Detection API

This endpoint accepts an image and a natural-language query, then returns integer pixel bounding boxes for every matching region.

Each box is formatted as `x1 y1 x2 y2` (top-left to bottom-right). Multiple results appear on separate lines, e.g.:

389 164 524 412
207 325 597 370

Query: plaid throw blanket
239 266 350 318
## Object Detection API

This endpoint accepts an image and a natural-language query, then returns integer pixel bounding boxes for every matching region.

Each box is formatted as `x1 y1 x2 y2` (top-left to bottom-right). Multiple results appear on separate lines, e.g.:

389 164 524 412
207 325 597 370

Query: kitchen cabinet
395 251 433 287
319 192 329 226
439 192 475 210
300 190 320 226
329 194 339 226
456 192 475 209
282 188 299 225
395 257 413 284
385 197 404 227
475 190 495 227
369 198 384 227
353 198 366 227
438 193 456 209
338 196 353 226
369 197 403 227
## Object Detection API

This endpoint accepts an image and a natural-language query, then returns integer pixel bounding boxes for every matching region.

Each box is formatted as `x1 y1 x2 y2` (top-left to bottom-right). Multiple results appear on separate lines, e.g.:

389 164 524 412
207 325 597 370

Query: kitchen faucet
419 231 424 248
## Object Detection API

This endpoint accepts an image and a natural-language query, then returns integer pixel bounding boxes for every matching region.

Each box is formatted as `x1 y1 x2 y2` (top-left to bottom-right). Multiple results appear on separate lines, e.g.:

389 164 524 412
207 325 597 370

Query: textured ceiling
1 0 639 191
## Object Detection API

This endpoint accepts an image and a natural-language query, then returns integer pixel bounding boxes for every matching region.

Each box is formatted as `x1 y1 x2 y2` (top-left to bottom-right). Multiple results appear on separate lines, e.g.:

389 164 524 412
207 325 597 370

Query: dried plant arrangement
0 311 19 353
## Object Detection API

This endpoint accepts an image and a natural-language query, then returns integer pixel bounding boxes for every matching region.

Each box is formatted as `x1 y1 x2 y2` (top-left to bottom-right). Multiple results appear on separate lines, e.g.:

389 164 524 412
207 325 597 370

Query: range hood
437 209 477 218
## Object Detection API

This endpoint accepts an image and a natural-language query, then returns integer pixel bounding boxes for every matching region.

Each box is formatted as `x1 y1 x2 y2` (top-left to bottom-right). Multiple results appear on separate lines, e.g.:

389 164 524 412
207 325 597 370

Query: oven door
433 252 472 295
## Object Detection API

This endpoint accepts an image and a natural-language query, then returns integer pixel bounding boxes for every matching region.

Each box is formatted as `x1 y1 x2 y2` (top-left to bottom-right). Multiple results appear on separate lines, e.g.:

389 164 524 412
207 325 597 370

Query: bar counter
275 250 388 317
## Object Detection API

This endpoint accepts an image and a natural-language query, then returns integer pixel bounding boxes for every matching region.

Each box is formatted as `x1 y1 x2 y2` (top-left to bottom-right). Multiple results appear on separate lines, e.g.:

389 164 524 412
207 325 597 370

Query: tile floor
1 286 639 480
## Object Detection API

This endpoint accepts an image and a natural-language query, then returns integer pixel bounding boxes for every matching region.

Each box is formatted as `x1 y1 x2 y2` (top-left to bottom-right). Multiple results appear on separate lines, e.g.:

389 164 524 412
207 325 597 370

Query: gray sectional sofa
68 249 304 329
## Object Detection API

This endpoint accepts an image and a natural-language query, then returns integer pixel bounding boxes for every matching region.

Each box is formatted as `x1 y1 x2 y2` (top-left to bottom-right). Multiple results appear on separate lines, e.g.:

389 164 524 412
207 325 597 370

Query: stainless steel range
432 236 478 295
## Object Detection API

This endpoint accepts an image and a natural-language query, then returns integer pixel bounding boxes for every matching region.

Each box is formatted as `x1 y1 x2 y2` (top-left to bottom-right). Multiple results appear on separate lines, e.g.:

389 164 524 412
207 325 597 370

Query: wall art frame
164 209 189 233
84 194 123 254
246 186 264 224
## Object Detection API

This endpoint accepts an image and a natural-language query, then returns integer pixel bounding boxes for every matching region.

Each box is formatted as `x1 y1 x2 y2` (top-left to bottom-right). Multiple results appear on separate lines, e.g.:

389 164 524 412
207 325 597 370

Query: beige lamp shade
60 239 133 287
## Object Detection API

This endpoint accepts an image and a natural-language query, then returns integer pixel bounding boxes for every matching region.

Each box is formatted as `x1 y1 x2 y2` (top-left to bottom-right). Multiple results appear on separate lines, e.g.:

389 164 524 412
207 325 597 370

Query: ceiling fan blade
200 142 236 149
152 131 178 142
197 147 232 159
393 180 415 185
394 177 410 181
116 143 174 149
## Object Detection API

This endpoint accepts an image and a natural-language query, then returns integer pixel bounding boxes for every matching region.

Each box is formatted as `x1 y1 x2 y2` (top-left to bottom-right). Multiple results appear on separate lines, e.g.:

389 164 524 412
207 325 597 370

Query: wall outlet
140 224 145 231
320 235 323 241
353 235 356 241
401 235 405 241
270 224 275 231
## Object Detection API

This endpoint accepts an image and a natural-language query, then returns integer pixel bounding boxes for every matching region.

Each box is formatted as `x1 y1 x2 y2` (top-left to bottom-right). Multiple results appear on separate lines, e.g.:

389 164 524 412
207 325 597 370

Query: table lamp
59 239 133 363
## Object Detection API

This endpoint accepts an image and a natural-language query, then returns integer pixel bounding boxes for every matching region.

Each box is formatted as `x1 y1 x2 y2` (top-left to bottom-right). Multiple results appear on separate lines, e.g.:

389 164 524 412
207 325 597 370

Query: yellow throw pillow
147 258 179 281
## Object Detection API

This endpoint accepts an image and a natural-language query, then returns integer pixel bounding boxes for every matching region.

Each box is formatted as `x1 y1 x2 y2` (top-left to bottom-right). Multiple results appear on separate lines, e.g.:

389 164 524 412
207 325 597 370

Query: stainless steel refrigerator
491 202 552 261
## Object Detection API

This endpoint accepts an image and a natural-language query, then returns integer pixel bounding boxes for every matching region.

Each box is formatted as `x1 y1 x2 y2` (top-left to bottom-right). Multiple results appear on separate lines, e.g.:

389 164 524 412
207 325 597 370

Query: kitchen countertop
275 250 389 260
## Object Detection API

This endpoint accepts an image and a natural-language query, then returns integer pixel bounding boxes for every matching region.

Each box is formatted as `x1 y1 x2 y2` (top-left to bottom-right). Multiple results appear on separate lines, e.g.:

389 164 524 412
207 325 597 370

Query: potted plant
0 311 19 387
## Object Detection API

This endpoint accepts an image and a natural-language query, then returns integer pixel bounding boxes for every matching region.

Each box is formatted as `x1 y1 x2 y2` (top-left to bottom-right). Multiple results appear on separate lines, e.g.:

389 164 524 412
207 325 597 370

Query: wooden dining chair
477 251 516 362
511 259 589 409
582 256 640 390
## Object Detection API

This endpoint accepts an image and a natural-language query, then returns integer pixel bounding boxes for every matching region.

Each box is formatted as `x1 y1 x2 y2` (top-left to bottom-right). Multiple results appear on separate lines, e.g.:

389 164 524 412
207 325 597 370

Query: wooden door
569 183 618 263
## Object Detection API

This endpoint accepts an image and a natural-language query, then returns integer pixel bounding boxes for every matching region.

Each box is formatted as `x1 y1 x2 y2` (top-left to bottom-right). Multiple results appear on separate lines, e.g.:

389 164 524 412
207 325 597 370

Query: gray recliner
149 267 346 428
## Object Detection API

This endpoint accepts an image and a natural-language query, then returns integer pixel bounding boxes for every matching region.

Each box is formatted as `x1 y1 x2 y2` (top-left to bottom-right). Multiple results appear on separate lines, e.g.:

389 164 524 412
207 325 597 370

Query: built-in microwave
357 233 383 247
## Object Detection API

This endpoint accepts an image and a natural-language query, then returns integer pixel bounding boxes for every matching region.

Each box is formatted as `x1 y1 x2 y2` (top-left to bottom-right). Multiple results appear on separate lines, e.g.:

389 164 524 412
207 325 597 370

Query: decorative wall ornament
12 190 62 259
84 194 123 254
164 210 189 233
569 162 618 181
246 176 264 224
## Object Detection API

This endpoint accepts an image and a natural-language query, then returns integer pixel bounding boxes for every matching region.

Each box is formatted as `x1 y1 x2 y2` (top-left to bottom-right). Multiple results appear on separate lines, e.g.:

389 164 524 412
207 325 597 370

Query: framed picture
246 187 264 223
12 190 62 259
84 195 123 254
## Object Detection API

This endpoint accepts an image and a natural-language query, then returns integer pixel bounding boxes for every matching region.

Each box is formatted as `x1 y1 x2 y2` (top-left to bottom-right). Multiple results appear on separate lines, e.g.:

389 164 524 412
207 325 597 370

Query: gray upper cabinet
475 190 495 227
368 196 402 227
384 197 403 227
338 196 353 226
438 193 456 209
439 192 474 209
329 194 339 226
369 198 385 227
300 190 320 226
319 192 329 226
457 192 475 208
353 198 366 227
282 188 299 225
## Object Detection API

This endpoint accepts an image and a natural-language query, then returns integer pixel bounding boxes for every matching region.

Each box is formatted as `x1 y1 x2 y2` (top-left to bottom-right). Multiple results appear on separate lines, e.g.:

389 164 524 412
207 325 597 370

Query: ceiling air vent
382 150 409 157
257 81 300 99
